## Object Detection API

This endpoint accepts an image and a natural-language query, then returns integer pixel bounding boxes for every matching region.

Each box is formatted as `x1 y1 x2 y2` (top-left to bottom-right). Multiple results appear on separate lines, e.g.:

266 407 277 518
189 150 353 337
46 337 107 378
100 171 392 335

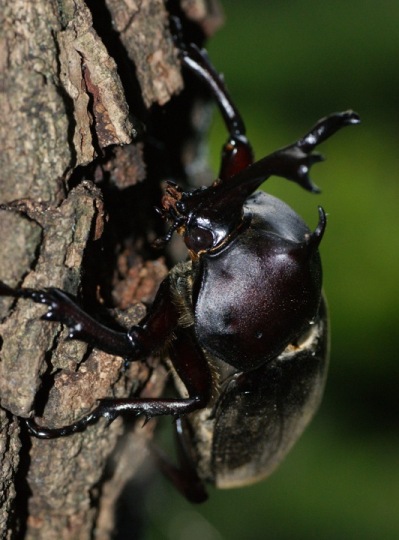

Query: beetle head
154 111 359 256
154 173 327 262
154 174 253 257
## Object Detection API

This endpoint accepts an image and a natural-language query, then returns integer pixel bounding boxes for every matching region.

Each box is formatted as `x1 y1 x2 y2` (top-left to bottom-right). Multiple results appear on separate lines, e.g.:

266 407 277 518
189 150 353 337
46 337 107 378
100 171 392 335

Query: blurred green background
144 1 399 538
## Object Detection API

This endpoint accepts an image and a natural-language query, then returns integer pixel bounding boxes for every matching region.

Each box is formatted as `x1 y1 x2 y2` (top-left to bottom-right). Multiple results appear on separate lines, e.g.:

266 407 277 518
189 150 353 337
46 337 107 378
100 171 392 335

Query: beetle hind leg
152 418 208 503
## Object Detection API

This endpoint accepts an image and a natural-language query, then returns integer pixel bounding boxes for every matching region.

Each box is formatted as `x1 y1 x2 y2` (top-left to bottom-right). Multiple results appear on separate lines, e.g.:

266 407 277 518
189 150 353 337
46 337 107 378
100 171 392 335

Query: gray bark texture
0 0 223 538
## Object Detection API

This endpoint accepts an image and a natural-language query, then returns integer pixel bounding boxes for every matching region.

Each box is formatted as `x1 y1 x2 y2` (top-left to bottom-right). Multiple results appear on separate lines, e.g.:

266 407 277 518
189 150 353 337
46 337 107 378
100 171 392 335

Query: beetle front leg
0 278 177 358
179 42 254 180
0 281 135 357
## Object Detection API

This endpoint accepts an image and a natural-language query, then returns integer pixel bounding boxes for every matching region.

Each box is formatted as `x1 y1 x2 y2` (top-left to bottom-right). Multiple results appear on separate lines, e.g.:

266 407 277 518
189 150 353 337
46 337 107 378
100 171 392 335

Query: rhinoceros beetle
0 41 359 502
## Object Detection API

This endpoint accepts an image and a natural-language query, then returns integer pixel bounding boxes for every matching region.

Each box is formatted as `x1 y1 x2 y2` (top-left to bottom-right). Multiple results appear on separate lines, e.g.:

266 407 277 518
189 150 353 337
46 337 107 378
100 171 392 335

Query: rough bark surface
0 0 223 538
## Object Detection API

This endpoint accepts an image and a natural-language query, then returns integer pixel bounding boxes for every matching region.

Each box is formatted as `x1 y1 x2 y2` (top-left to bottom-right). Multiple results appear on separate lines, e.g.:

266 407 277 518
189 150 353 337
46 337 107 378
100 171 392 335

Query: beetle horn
154 112 359 247
305 206 327 253
177 111 360 222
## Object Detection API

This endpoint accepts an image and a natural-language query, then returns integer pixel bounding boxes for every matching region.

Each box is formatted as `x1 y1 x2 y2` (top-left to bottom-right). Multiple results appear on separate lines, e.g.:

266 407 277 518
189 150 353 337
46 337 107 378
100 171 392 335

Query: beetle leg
26 325 212 438
1 277 210 438
180 43 245 138
152 418 208 503
0 278 180 358
0 280 135 357
179 42 254 180
0 281 135 357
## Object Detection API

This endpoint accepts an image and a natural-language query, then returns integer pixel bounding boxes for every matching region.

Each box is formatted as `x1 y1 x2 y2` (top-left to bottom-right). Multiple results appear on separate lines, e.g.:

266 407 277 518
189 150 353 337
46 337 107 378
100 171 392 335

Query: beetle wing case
194 192 323 372
184 297 329 489
211 297 329 488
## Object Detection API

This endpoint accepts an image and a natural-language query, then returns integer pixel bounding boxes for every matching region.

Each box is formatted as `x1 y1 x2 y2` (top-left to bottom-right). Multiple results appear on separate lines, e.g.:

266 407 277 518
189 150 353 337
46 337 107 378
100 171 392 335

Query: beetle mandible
0 41 359 502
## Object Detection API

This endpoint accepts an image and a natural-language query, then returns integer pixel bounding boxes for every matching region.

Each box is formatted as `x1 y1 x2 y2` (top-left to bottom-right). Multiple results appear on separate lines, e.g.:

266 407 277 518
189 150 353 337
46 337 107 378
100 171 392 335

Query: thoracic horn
305 206 327 253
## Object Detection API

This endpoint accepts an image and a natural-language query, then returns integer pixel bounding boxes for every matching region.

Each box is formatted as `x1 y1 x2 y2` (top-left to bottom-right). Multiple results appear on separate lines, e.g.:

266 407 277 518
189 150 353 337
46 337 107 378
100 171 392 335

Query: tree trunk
0 1 223 538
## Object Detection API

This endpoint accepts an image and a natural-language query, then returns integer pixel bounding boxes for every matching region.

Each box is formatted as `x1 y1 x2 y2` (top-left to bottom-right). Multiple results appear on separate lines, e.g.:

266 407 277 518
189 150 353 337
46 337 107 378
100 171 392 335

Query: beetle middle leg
26 325 212 438
0 279 162 433
0 274 214 438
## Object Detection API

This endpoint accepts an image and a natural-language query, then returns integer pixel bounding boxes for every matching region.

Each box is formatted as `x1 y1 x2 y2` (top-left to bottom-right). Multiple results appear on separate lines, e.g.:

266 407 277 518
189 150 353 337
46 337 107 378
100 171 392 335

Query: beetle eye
185 226 214 252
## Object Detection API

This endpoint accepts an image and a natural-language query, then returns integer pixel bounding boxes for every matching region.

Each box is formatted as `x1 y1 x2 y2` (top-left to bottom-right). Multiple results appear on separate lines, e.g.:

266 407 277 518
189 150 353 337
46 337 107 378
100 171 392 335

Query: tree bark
0 0 223 538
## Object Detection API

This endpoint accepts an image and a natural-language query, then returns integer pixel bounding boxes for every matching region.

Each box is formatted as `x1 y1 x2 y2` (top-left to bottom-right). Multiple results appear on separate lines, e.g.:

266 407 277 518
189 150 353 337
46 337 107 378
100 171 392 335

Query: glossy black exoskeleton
0 42 359 502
